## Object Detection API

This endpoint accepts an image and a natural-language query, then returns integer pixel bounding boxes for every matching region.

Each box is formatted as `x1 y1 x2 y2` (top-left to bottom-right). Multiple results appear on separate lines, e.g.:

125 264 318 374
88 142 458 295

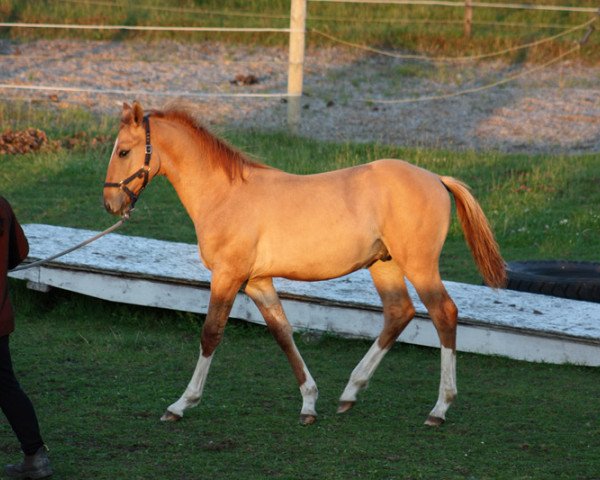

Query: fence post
287 0 307 132
464 0 473 38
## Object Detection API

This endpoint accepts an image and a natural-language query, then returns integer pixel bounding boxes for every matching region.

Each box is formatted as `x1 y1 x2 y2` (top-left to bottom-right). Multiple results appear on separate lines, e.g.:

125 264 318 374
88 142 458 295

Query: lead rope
10 216 128 272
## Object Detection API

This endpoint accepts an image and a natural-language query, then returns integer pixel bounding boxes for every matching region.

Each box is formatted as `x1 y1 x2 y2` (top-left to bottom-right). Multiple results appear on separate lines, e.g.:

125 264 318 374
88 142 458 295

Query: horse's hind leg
245 278 318 425
338 260 415 413
409 272 458 426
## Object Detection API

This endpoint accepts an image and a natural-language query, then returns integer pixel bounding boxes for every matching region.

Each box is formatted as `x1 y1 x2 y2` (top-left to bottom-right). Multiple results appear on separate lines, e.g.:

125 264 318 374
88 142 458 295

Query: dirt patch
0 128 48 154
0 39 599 154
0 127 111 155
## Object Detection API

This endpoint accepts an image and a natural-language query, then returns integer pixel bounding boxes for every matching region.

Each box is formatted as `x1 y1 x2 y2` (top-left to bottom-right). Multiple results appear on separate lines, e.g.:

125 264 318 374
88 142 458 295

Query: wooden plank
9 224 600 366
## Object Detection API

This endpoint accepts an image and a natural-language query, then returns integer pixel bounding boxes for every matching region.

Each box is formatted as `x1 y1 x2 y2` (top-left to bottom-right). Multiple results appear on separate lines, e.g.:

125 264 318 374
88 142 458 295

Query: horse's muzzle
103 191 129 217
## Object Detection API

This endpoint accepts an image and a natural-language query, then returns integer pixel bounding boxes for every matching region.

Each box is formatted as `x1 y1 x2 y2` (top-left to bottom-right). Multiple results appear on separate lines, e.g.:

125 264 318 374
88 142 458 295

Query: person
0 196 52 479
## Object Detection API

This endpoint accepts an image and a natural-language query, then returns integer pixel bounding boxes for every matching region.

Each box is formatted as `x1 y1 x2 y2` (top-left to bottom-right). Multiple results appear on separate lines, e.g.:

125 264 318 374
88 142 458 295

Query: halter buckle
145 145 153 155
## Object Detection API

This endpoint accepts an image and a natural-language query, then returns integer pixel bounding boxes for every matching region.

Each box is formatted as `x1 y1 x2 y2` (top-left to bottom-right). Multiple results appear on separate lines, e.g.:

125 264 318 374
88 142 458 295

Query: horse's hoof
424 415 445 427
160 410 182 422
337 401 355 414
299 414 317 425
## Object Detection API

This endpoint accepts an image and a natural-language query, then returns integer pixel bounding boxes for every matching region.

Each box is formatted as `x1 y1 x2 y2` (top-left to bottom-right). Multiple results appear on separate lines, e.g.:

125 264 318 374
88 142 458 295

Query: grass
1 101 599 284
1 282 599 479
1 0 599 62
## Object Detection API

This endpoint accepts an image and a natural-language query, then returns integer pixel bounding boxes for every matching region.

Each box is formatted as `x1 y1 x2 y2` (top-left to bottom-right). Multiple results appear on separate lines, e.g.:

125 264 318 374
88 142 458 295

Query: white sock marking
340 341 389 403
299 364 318 416
428 346 457 421
167 351 213 417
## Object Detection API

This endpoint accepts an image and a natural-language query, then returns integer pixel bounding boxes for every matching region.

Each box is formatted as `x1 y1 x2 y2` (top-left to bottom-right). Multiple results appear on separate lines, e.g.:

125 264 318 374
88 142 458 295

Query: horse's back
367 158 447 193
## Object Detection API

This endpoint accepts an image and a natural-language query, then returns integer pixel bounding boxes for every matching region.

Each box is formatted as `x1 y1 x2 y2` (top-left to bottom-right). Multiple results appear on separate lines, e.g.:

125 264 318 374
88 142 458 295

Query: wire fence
309 0 599 14
311 16 596 62
55 0 598 35
59 0 600 15
365 43 581 104
0 22 294 33
0 0 598 119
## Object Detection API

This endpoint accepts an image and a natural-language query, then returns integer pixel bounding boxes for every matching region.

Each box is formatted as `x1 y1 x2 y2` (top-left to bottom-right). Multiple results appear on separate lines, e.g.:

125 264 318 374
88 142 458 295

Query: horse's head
103 101 159 217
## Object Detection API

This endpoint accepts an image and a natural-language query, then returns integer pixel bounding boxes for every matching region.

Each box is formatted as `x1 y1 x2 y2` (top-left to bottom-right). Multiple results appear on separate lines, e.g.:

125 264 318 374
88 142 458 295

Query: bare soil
1 39 599 154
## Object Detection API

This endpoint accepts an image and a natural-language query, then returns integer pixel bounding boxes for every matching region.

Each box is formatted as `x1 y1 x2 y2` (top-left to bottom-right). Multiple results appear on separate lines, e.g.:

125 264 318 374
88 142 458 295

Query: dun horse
103 101 506 426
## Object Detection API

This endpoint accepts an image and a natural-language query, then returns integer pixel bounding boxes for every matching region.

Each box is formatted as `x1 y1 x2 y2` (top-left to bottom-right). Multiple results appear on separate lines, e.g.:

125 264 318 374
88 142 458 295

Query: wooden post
287 0 307 133
464 0 473 38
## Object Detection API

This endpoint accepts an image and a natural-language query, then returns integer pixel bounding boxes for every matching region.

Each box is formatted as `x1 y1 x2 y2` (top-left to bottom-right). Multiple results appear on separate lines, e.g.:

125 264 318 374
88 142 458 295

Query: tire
506 260 600 303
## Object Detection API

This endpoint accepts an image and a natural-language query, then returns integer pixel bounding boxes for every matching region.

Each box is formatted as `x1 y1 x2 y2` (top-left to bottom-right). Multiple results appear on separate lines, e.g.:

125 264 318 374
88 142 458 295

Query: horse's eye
118 149 130 158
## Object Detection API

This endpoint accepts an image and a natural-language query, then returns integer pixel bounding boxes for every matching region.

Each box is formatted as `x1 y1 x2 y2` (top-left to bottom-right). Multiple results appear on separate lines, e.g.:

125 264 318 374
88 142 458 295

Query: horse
103 101 506 427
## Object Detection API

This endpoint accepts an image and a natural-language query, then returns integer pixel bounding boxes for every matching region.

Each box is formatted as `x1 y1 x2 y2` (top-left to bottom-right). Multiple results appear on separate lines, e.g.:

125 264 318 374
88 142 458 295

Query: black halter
104 114 153 211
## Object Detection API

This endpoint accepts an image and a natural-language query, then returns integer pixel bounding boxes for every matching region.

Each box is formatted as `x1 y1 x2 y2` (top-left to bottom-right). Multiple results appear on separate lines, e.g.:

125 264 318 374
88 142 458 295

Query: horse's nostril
103 198 120 215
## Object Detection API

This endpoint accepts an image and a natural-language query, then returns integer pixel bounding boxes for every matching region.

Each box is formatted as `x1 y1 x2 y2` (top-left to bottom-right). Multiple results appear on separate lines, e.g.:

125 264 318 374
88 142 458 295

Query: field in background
1 0 599 62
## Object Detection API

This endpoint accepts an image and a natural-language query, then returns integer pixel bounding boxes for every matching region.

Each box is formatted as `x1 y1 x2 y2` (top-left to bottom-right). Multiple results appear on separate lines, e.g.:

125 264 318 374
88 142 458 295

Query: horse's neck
155 120 232 223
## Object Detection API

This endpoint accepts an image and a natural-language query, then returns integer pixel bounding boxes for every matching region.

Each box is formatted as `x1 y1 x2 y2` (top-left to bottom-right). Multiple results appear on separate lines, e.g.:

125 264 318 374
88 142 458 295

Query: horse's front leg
245 278 318 425
161 273 243 422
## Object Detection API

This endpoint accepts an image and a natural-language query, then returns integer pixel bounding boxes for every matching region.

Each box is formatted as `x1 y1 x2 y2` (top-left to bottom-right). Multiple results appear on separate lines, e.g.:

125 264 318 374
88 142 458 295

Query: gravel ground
1 38 599 154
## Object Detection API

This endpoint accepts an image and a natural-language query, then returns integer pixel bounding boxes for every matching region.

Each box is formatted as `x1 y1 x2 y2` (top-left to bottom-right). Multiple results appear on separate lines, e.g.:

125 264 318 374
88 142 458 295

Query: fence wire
365 43 581 104
312 16 596 62
309 0 599 14
0 0 597 106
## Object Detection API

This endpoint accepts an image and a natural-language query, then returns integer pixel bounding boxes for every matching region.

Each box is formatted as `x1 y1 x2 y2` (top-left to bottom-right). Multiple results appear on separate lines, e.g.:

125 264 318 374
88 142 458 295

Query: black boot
4 446 53 479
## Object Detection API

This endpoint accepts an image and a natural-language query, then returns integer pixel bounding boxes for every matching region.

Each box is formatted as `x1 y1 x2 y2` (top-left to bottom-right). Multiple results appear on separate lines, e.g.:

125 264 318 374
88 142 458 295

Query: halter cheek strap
103 114 153 210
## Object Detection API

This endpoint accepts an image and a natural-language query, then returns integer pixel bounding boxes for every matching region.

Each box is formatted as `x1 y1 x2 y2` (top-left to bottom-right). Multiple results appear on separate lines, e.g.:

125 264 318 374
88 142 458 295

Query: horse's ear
132 101 144 127
121 102 133 125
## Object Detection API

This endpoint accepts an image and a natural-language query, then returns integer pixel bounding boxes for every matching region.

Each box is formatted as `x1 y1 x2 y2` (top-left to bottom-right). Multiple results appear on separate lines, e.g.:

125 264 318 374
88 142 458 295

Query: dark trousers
0 335 44 455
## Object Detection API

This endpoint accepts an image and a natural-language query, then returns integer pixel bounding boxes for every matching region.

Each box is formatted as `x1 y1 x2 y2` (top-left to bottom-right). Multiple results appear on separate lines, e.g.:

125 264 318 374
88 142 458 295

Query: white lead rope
10 217 128 272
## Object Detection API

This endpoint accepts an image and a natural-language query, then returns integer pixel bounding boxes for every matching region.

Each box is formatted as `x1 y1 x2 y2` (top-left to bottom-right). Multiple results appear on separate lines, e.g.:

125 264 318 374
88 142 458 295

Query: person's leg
0 335 44 455
0 334 52 478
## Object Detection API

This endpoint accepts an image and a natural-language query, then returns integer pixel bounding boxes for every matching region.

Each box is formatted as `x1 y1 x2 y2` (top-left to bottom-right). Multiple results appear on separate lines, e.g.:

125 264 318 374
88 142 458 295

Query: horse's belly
258 236 389 282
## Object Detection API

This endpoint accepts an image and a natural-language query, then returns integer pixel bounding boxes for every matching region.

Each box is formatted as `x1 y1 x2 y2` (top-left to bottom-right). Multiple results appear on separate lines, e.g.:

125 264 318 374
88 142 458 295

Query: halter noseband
104 114 153 212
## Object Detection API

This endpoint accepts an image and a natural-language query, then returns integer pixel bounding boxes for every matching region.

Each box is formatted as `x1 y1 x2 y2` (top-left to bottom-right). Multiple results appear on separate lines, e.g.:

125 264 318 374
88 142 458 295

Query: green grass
1 282 599 480
1 0 599 62
1 101 599 284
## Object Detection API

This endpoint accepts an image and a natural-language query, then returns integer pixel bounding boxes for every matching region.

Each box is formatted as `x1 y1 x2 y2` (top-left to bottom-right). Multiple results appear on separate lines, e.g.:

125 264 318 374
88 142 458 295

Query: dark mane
150 101 269 181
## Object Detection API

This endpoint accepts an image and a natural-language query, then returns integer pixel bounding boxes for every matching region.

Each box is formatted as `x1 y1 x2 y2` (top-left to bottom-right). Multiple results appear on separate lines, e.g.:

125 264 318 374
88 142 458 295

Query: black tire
506 260 600 303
